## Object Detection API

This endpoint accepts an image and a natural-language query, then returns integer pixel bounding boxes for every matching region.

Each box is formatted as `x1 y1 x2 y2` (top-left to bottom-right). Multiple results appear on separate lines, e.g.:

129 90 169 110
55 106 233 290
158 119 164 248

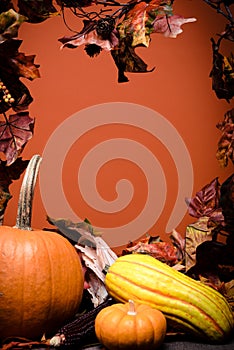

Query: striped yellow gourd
105 253 234 343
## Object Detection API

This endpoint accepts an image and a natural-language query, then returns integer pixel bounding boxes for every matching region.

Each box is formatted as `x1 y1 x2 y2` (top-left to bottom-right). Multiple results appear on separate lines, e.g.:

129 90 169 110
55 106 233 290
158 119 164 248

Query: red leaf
0 111 34 165
186 177 221 218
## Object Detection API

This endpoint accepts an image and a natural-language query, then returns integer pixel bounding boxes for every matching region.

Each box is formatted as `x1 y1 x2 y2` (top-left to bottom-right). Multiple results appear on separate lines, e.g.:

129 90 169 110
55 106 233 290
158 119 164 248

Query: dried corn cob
49 297 114 347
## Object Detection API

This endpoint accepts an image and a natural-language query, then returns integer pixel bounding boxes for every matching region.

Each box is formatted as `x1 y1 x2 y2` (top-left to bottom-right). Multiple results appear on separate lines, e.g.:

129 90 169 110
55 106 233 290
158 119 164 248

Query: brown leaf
122 235 179 266
12 53 40 80
111 37 154 82
0 112 34 165
0 9 27 42
0 39 38 113
185 217 213 271
210 39 234 102
216 108 234 167
185 177 221 218
17 0 58 23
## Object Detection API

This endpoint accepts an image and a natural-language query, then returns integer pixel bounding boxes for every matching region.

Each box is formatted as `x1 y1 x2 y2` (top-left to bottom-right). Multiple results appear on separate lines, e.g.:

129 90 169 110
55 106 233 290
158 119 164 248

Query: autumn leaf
118 2 151 47
118 0 173 47
210 39 234 102
0 38 40 113
47 216 102 247
17 0 58 23
216 108 234 167
0 8 27 42
152 14 197 38
59 19 119 52
111 37 154 82
11 52 40 80
0 111 34 165
185 177 221 218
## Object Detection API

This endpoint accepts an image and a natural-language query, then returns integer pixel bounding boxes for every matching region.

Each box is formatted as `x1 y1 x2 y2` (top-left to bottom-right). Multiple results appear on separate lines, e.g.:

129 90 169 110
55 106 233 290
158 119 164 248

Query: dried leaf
216 108 234 167
185 177 221 218
47 216 101 245
0 9 27 42
0 112 34 165
152 15 197 38
170 229 185 261
122 235 179 266
111 37 154 83
118 0 174 47
17 0 58 23
59 20 118 51
210 40 234 102
186 239 232 283
0 157 29 187
75 237 117 306
118 2 152 47
185 217 213 271
0 39 39 113
223 279 234 311
11 52 40 80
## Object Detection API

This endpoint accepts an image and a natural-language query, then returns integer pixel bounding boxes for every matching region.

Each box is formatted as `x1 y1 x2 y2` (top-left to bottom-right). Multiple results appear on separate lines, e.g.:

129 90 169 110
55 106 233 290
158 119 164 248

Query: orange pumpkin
0 155 84 341
95 300 167 350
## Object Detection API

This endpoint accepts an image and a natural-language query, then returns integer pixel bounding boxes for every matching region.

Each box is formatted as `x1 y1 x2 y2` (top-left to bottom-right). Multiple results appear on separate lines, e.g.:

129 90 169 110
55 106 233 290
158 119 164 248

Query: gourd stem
127 299 136 316
15 155 42 230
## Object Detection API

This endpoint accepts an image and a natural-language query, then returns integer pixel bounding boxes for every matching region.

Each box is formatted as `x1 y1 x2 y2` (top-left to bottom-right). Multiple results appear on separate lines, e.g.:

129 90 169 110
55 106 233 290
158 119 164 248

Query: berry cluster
0 79 15 105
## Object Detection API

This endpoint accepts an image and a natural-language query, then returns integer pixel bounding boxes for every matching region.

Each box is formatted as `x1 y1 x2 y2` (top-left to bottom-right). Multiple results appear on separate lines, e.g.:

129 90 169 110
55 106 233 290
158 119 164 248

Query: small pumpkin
0 155 84 341
95 299 167 350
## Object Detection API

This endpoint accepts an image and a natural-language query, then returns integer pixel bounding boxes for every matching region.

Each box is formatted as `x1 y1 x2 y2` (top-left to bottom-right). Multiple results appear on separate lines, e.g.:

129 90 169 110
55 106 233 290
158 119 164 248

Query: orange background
4 0 233 253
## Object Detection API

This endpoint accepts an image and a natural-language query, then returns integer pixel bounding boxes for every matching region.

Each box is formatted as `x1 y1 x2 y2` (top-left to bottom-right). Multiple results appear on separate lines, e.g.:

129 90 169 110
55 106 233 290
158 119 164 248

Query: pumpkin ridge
39 232 54 326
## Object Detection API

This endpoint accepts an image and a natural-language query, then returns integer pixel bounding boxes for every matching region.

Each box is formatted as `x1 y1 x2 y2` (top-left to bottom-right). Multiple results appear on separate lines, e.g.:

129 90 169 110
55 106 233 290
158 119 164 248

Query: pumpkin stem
127 299 137 316
15 155 42 230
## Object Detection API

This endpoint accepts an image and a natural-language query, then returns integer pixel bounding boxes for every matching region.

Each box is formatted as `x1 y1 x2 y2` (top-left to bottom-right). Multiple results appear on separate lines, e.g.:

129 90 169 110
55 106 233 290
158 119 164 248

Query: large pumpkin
95 299 167 350
0 155 84 341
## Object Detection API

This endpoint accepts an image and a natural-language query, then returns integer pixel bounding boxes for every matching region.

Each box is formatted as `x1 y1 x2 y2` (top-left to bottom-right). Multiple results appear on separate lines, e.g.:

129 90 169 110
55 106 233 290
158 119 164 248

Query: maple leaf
216 108 234 167
111 37 154 82
0 38 40 113
0 8 27 42
11 52 41 80
118 0 173 47
152 14 197 38
17 0 58 23
0 111 34 165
